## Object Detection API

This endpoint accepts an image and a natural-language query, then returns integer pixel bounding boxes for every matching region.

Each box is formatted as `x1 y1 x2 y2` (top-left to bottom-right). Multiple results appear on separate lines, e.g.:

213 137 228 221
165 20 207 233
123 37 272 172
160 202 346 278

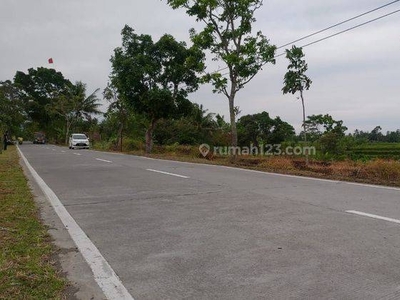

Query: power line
277 0 400 49
274 8 400 58
211 0 400 73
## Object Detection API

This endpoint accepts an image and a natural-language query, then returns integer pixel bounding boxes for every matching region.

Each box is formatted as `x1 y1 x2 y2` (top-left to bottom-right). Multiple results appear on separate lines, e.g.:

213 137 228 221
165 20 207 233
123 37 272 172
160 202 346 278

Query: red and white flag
48 58 53 64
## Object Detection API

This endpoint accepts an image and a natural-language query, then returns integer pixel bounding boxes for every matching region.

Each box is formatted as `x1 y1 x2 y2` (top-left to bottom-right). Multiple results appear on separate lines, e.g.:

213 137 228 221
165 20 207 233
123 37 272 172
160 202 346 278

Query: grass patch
0 145 66 299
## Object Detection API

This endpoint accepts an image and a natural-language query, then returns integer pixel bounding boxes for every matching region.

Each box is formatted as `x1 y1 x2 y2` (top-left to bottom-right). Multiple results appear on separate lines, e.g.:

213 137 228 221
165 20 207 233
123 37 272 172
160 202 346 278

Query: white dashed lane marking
346 210 400 225
146 169 189 179
96 158 112 163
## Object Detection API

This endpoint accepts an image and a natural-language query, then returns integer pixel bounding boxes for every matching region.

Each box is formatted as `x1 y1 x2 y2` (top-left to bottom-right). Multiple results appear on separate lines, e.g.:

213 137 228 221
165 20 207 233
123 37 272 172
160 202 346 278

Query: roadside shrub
165 142 180 153
122 138 144 151
260 157 294 171
361 159 400 182
305 161 333 175
330 160 362 177
236 156 262 166
175 145 198 157
93 140 114 151
151 144 200 157
151 145 167 154
319 132 344 156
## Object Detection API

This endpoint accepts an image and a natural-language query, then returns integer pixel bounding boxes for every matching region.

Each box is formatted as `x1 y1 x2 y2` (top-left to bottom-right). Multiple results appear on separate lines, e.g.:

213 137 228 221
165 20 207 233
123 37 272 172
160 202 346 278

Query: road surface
18 143 400 300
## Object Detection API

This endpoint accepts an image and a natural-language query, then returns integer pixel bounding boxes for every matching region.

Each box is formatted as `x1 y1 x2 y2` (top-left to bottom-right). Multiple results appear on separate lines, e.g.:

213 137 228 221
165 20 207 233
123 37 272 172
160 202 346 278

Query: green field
348 143 400 160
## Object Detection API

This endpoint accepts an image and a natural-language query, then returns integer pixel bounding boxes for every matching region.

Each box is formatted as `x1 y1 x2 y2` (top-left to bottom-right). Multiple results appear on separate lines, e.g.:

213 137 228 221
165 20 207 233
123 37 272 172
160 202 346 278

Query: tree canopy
0 80 25 136
305 114 348 141
282 46 312 162
237 111 295 146
110 25 205 152
47 81 101 144
282 46 312 96
13 67 101 143
167 0 276 150
14 67 72 134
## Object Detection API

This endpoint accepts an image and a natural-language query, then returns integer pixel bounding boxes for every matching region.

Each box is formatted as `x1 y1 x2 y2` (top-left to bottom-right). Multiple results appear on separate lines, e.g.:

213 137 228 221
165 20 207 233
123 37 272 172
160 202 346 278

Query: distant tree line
0 68 101 144
1 68 399 162
350 126 400 143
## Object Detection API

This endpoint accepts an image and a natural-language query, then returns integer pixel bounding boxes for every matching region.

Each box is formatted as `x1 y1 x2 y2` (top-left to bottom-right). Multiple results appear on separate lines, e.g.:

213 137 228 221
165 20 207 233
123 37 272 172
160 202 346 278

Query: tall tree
167 0 276 152
269 116 296 144
303 114 348 157
237 111 295 146
191 104 217 133
369 126 383 142
103 82 128 151
13 67 72 138
282 46 312 161
47 81 101 144
154 103 221 146
0 80 25 138
72 82 101 121
304 114 347 141
110 25 205 153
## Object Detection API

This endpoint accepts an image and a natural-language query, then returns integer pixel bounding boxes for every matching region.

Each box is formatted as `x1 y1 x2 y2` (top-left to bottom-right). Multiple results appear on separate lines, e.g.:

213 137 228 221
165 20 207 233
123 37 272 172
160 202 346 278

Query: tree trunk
145 119 157 154
65 119 71 145
228 96 238 147
117 123 123 152
300 90 308 165
228 94 238 161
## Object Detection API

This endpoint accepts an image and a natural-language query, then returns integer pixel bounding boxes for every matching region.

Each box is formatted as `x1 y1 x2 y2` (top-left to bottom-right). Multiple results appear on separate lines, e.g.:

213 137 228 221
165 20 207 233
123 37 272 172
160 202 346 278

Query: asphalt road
19 143 400 300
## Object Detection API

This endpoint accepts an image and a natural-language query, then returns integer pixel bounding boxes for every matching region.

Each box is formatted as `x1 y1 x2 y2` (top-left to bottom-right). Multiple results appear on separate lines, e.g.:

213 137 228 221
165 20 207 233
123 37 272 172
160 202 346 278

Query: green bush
163 143 199 157
93 140 114 151
165 142 180 153
122 138 144 151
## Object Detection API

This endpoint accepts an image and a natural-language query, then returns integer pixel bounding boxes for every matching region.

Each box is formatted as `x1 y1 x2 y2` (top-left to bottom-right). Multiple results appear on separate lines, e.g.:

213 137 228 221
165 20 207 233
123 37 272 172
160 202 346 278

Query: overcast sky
1 0 399 133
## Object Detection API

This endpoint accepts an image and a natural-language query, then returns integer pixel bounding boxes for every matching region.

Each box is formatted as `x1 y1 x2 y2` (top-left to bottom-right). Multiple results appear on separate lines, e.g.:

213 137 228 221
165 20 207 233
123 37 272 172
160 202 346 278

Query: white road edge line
17 147 134 300
96 158 112 163
73 153 81 156
146 168 189 179
346 210 400 225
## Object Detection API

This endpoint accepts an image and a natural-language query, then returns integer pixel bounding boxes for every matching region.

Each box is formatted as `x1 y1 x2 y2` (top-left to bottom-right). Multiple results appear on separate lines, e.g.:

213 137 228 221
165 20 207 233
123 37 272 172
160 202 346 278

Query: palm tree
50 81 102 145
73 81 102 121
103 82 127 151
192 104 216 132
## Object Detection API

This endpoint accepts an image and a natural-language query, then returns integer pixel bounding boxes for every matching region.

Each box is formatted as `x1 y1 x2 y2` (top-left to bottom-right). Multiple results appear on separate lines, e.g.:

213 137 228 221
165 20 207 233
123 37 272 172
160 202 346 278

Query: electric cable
210 1 400 73
277 0 400 49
